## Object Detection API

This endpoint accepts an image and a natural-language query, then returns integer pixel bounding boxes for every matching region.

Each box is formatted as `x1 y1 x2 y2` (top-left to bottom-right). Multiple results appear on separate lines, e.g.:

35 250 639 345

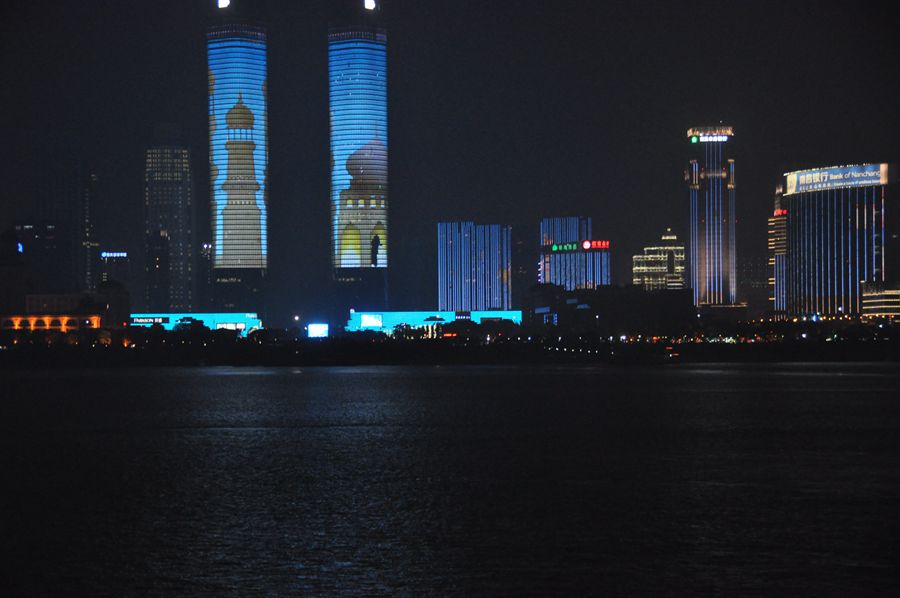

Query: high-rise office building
99 250 132 291
632 229 685 290
783 163 891 316
686 126 737 306
329 0 388 310
437 222 512 311
208 9 267 310
767 185 787 313
538 217 611 290
146 232 170 312
79 172 101 294
144 146 194 311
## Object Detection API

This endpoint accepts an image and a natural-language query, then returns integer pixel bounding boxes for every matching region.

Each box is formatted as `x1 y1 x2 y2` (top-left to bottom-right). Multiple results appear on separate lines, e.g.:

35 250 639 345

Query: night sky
1 0 897 322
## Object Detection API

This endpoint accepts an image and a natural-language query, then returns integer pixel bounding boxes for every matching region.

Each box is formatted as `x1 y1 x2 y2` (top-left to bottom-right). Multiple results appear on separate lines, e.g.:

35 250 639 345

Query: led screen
785 164 888 195
329 30 388 269
360 313 383 328
208 25 268 269
308 323 330 338
130 313 262 337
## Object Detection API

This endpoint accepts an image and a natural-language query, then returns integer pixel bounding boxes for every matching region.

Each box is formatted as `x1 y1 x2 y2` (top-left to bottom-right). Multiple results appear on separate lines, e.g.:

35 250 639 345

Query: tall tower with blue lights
207 0 268 311
686 126 737 306
329 0 389 312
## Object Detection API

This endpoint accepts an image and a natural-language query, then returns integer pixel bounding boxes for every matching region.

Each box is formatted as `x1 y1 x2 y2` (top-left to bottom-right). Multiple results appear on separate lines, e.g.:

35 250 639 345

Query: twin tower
207 0 388 312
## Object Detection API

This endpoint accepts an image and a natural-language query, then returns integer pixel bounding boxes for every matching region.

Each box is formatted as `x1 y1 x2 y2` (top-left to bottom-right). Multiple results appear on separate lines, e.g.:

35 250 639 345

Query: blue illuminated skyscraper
207 12 267 310
538 216 611 290
783 164 891 316
329 0 388 310
686 126 737 306
438 222 512 311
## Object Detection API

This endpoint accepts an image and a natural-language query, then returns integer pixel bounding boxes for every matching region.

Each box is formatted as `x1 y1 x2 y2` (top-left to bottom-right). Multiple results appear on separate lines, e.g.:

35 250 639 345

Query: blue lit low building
130 312 262 337
540 239 611 290
346 310 522 336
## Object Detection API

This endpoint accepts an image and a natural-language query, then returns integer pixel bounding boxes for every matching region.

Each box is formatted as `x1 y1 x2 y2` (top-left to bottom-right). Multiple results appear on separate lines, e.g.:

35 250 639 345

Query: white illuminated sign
100 251 128 259
364 0 376 10
699 135 729 143
218 0 231 8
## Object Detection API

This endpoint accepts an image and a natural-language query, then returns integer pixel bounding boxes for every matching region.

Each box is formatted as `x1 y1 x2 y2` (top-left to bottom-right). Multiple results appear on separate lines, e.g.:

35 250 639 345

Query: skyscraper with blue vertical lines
686 126 737 306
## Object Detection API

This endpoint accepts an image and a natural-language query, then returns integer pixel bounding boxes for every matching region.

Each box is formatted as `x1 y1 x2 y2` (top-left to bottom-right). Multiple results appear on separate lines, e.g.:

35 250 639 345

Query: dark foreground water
3 364 899 595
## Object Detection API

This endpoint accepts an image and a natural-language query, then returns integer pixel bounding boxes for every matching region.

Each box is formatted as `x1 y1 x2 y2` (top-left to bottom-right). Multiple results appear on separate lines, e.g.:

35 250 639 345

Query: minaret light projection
208 23 267 270
329 1 388 270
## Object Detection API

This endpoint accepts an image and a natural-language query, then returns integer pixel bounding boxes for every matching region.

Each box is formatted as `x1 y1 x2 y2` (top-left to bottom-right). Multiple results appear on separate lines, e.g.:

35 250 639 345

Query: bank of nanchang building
778 163 896 317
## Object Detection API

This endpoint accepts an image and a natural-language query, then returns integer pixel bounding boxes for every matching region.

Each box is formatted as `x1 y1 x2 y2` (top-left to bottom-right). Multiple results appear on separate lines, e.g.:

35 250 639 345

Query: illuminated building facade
540 238 612 290
438 222 512 311
330 1 387 271
538 217 611 290
767 185 787 313
1 314 101 333
632 229 685 290
783 164 891 316
686 126 737 305
130 312 262 337
329 0 388 310
346 310 522 334
861 283 900 319
144 146 194 311
208 17 267 310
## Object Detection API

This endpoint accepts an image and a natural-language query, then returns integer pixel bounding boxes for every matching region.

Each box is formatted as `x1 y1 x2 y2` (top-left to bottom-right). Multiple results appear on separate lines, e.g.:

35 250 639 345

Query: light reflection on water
3 363 899 595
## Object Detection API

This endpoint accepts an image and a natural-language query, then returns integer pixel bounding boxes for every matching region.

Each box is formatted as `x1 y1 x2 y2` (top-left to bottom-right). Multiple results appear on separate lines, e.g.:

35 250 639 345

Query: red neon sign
774 209 787 217
583 240 610 249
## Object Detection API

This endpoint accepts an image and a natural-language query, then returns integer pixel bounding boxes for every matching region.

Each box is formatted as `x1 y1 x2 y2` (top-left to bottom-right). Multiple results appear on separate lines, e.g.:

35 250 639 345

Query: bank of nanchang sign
784 164 888 195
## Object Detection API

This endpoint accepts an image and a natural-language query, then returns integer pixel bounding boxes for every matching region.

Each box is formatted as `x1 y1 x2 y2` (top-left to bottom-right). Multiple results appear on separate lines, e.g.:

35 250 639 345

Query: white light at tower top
218 0 230 8
364 0 376 10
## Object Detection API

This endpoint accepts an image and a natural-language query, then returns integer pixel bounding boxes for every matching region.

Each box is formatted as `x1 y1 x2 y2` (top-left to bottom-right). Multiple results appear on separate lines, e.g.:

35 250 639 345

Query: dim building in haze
99 250 131 291
208 8 268 311
437 222 512 311
686 126 737 306
79 172 101 294
632 229 685 290
144 145 194 311
783 163 891 316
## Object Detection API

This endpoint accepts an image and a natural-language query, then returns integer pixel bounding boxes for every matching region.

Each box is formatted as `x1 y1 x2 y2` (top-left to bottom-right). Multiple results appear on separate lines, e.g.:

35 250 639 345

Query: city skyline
0 0 897 323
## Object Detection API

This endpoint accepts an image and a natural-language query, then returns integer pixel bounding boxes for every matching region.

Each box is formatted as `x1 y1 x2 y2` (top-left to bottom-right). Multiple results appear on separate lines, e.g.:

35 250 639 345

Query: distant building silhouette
144 145 195 311
79 172 101 294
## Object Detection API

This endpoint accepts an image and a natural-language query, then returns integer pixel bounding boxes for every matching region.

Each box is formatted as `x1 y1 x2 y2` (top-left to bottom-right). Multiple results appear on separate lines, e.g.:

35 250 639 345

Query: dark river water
3 364 899 595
